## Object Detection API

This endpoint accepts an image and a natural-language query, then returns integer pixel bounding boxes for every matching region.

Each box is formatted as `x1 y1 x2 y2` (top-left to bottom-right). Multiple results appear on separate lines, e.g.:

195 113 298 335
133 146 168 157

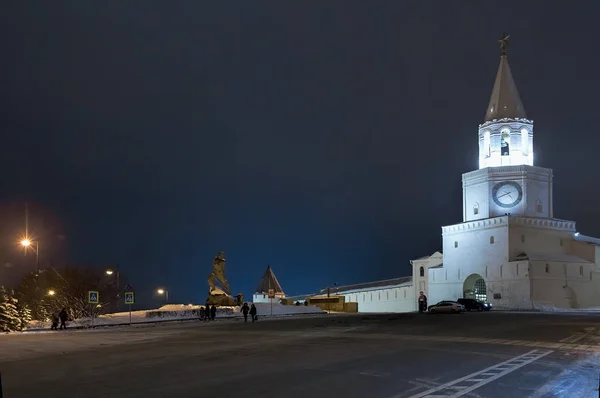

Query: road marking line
343 332 600 353
397 349 552 398
559 333 586 343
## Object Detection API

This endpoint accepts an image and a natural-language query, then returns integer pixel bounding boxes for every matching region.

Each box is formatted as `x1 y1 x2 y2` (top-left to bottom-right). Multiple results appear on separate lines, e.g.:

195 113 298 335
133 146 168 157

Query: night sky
2 2 600 306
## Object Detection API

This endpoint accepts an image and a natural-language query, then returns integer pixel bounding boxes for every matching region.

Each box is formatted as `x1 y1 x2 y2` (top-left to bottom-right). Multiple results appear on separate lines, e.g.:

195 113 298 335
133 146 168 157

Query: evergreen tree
0 286 21 332
17 301 32 331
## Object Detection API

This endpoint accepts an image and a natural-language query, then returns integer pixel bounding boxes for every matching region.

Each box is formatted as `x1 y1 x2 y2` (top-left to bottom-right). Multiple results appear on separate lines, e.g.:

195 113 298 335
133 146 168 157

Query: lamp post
20 238 39 275
105 268 120 311
157 288 169 304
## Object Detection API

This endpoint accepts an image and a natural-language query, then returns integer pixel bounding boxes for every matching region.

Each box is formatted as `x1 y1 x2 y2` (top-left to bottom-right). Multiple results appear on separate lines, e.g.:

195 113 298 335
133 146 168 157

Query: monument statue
499 32 510 56
205 250 237 306
208 250 232 295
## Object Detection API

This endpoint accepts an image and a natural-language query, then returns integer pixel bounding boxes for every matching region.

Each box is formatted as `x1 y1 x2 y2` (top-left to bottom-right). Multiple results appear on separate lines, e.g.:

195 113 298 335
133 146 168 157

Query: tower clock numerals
492 181 523 208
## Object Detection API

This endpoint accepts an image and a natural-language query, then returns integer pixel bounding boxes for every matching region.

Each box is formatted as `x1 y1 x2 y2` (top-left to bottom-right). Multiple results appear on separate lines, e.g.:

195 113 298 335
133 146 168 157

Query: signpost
88 291 99 328
124 292 134 325
268 288 275 316
88 291 99 304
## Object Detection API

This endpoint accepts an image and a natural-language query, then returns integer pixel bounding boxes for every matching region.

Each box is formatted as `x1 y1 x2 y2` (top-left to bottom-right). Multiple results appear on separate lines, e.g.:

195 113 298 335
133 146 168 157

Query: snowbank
239 302 324 317
25 303 324 330
533 303 600 313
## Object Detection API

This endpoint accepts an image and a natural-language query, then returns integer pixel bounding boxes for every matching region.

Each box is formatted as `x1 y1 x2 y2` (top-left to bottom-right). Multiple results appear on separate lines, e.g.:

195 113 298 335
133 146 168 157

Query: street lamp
105 268 121 311
20 238 40 275
157 288 169 304
48 289 56 296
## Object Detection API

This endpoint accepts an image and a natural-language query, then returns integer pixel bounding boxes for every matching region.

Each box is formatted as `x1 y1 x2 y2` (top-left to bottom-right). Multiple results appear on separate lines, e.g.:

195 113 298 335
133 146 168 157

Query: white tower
463 34 553 222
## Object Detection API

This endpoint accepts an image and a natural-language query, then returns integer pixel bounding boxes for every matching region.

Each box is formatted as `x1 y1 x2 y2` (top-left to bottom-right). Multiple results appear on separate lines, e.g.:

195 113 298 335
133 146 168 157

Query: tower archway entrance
463 273 487 302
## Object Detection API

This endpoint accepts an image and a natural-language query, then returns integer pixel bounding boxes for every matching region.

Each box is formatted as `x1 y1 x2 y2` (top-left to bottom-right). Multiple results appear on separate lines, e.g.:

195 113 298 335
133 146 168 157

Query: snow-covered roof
484 45 527 122
574 234 600 246
412 251 443 262
318 276 412 295
519 253 592 264
255 266 285 294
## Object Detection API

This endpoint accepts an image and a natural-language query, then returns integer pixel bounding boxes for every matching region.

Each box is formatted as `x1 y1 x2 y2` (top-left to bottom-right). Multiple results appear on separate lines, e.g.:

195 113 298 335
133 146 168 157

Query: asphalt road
2 311 600 398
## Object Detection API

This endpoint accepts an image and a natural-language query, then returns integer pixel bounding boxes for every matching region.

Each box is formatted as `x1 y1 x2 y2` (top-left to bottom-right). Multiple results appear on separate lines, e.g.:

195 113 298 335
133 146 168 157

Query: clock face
492 181 523 208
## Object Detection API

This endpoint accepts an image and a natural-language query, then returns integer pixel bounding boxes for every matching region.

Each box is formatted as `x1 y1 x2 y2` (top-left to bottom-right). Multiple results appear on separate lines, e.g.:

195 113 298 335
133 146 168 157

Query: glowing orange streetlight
20 238 39 274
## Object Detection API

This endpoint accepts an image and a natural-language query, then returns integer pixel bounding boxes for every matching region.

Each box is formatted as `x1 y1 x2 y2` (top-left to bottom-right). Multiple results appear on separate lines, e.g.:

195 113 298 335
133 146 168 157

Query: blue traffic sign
124 292 134 305
88 291 99 304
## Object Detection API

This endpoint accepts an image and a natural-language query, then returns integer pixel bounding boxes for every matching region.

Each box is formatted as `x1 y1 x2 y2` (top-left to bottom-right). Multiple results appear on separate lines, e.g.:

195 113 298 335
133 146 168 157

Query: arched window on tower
537 200 543 213
484 131 491 158
521 128 529 156
473 203 479 215
501 130 510 156
419 266 424 277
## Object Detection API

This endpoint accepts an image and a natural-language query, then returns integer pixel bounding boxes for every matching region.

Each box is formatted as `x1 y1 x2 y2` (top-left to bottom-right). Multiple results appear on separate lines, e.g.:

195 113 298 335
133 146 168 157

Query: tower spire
499 32 509 56
484 33 527 122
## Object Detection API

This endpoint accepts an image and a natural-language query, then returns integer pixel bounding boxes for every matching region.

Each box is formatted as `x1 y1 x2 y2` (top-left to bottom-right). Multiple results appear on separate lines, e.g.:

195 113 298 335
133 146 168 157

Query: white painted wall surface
342 285 416 313
411 252 443 302
253 293 285 303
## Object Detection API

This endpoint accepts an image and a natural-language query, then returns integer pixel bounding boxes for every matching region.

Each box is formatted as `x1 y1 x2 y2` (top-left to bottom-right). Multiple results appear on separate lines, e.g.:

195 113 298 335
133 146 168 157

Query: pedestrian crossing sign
125 292 134 305
88 291 99 304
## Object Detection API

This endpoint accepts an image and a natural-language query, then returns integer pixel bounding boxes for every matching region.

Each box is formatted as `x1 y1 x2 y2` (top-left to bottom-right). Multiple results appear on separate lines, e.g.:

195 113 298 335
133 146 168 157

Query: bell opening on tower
501 132 510 156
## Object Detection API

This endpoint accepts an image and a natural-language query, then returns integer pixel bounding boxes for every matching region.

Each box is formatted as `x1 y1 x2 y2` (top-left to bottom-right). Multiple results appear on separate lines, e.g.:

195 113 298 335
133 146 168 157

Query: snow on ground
533 303 600 313
25 302 324 330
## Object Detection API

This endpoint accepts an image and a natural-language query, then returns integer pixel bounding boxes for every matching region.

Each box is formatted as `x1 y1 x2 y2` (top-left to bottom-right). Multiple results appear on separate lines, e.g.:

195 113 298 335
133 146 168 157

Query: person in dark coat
418 291 428 313
210 304 217 321
50 314 59 330
199 306 205 320
241 303 250 322
204 302 211 321
58 308 68 330
250 304 257 322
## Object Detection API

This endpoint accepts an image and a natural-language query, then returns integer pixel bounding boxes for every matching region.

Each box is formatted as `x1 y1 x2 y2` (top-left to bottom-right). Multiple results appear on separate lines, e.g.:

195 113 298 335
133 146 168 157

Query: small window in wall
458 269 461 279
501 130 510 156
378 292 381 300
395 289 398 299
473 203 479 215
419 266 424 277
485 266 488 278
500 265 503 278
537 200 543 213
545 263 549 273
521 234 525 243
363 294 365 302
386 291 389 300
404 289 406 298
490 236 495 244
370 293 372 301
454 241 458 248
580 266 583 276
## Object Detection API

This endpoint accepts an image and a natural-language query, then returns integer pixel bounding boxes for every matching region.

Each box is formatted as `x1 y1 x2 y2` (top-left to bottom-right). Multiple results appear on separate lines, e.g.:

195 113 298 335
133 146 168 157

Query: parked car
428 301 464 314
457 298 492 311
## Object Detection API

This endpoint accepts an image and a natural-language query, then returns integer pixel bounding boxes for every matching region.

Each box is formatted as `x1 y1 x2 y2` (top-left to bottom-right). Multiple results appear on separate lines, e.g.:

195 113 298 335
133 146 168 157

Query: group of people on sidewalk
240 303 258 322
199 304 217 321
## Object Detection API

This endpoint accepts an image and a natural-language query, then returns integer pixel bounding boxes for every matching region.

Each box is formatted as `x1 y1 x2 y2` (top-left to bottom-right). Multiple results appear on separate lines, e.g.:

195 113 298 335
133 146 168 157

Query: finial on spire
499 33 510 56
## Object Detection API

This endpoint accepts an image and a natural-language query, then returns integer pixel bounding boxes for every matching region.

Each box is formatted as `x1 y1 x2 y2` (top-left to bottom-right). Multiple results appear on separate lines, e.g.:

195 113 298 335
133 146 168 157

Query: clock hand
497 192 512 199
